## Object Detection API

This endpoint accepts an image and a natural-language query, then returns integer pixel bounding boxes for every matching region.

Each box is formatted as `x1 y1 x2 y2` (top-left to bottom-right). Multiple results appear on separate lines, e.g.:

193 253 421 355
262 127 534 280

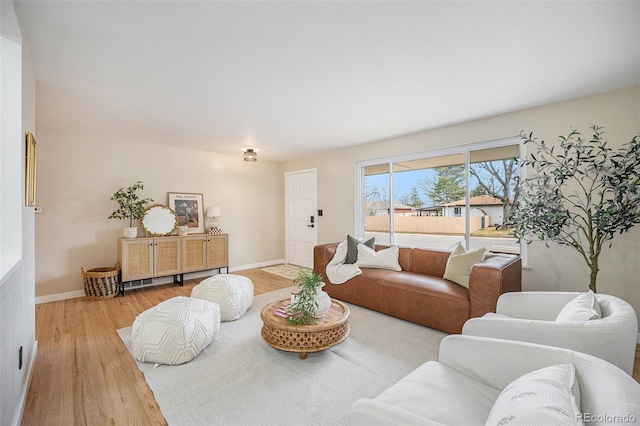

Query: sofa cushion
356 244 401 271
345 235 375 264
485 364 581 426
556 290 602 322
407 247 450 276
443 246 485 288
373 361 501 424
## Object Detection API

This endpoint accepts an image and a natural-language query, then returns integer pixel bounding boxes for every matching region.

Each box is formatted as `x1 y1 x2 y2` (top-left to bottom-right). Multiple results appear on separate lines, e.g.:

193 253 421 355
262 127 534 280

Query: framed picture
25 132 37 207
168 192 204 234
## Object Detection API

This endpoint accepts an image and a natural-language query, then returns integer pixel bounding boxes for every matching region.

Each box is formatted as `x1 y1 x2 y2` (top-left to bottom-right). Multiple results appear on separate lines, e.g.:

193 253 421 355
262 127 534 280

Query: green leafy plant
504 126 640 292
108 181 154 227
286 269 323 325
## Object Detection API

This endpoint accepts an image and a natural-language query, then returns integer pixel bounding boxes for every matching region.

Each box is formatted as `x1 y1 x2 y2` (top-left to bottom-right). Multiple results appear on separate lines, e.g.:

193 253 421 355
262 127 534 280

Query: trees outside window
358 139 522 252
419 165 465 205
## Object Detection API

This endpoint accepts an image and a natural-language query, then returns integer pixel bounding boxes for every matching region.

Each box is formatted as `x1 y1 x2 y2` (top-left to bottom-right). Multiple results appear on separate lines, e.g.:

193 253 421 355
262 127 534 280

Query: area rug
118 287 446 426
260 264 310 280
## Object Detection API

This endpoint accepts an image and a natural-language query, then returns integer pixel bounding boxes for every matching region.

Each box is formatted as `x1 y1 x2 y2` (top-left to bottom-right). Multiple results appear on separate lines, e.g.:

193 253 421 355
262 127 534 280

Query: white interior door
285 169 317 268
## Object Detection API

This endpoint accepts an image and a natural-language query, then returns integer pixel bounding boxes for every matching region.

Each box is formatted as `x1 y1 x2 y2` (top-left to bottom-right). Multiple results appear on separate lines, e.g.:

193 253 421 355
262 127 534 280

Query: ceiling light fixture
243 148 258 162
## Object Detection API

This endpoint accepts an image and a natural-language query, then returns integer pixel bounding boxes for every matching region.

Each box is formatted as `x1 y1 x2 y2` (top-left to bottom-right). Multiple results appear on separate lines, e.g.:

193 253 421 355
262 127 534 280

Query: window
362 163 391 244
357 137 523 256
1 32 23 280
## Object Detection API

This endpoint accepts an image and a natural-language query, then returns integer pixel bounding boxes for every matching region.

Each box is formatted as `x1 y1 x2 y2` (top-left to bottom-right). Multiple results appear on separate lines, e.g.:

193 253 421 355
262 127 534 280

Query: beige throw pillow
443 245 485 288
356 244 402 271
556 290 602 322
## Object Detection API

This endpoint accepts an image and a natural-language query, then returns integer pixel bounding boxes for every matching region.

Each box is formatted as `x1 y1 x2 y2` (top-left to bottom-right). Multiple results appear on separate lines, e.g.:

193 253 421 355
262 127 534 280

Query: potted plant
504 126 640 292
286 269 331 325
108 181 153 238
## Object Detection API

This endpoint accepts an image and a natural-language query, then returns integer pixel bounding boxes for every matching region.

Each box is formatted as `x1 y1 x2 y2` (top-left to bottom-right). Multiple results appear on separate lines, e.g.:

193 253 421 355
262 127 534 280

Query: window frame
356 136 526 263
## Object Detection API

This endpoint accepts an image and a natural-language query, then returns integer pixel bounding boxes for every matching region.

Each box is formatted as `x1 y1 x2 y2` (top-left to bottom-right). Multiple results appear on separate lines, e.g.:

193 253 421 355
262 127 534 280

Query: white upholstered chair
462 291 638 375
349 335 640 426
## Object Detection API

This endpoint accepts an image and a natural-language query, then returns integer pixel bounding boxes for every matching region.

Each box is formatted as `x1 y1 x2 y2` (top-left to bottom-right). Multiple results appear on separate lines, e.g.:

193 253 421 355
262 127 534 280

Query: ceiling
13 1 640 162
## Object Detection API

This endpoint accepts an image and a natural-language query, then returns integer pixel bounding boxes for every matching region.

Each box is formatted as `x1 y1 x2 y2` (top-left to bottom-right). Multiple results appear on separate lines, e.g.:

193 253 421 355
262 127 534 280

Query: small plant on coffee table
286 269 323 325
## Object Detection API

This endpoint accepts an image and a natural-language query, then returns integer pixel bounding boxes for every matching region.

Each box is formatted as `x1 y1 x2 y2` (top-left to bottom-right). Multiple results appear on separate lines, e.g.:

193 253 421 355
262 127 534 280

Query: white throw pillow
556 290 602 322
443 245 485 288
356 244 402 271
485 364 582 426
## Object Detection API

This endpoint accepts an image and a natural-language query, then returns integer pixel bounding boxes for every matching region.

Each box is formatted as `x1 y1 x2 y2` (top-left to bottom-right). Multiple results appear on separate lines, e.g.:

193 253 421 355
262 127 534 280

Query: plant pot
314 283 331 318
178 225 189 236
124 227 138 238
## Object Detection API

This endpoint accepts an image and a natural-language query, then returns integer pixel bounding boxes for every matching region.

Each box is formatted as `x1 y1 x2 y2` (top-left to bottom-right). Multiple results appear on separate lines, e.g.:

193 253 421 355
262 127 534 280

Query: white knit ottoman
191 274 254 321
131 296 220 365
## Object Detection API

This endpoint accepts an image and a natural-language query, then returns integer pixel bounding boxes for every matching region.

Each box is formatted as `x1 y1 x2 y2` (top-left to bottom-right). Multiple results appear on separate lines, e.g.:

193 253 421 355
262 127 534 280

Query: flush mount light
242 148 259 162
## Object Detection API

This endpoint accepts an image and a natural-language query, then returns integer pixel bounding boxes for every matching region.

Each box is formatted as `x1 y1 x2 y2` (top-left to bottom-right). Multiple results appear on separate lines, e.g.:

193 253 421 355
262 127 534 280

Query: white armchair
349 335 640 426
462 291 638 375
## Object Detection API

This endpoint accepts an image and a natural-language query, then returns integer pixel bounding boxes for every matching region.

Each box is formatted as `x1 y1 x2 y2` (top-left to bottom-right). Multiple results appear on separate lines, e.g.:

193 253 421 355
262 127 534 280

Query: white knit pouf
131 296 220 365
191 274 254 321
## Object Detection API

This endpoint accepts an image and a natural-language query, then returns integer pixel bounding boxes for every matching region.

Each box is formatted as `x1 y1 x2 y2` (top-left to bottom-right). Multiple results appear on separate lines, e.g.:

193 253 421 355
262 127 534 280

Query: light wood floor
22 268 640 425
22 268 293 426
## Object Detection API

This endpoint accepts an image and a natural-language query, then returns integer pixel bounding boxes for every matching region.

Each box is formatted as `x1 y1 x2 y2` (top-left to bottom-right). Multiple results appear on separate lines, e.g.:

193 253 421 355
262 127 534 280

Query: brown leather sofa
313 242 522 334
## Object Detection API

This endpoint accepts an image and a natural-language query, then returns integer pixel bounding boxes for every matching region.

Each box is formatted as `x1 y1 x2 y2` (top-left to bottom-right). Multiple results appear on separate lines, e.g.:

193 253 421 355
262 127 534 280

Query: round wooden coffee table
260 298 350 359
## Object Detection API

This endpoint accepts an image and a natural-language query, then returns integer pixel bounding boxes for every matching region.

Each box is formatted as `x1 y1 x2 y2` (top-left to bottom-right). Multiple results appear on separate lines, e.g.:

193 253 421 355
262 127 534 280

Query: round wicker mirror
141 204 178 236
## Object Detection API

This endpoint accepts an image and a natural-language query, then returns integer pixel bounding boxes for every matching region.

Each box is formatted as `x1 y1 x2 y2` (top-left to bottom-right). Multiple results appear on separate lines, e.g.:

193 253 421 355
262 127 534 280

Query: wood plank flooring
22 268 640 425
22 268 293 426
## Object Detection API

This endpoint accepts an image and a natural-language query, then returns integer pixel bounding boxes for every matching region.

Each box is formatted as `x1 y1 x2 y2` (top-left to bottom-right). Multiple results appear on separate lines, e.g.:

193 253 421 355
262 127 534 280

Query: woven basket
82 262 121 300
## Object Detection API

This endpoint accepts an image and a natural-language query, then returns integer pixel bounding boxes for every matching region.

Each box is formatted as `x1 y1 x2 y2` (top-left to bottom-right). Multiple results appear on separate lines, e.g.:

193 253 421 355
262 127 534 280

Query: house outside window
357 137 524 256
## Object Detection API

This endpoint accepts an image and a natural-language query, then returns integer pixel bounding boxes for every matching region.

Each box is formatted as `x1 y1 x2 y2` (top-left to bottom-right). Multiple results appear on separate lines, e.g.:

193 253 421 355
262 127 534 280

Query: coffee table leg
299 352 307 360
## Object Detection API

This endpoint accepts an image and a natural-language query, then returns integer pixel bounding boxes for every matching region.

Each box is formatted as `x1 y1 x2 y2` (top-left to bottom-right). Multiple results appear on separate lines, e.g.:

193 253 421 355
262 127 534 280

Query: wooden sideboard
118 234 228 295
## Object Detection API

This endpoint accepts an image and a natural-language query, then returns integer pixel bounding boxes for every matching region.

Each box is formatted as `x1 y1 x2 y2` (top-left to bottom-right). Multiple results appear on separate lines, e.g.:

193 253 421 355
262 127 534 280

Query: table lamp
207 207 222 234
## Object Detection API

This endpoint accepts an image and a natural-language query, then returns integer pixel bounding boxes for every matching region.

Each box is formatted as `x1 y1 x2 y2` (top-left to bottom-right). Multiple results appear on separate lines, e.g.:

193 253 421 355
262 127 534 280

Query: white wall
34 126 285 298
0 2 37 424
284 86 640 324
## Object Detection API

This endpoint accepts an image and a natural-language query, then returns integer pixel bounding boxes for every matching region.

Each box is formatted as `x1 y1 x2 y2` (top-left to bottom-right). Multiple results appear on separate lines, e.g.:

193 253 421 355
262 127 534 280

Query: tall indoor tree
504 126 640 293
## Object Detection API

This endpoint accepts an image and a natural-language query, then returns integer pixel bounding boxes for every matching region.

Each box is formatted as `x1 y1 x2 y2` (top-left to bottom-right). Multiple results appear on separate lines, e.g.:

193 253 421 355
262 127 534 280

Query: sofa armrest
495 291 580 319
468 254 521 318
438 335 583 390
462 316 606 351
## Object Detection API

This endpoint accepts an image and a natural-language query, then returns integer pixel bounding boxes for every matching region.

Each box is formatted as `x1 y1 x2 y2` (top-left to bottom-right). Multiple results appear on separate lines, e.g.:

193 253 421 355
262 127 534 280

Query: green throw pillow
345 235 375 264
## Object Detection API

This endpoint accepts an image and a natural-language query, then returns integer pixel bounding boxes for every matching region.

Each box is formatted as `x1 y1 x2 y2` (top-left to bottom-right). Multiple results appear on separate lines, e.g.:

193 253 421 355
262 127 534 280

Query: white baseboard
230 259 287 272
14 340 37 426
34 259 288 304
35 290 85 304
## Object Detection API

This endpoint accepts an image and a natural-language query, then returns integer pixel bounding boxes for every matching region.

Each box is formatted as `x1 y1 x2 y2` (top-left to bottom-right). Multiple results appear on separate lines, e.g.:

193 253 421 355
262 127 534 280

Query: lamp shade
207 207 221 217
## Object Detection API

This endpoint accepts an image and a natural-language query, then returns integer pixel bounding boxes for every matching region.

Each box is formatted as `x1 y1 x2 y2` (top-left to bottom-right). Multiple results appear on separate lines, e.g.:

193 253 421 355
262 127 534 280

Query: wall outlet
34 206 43 214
